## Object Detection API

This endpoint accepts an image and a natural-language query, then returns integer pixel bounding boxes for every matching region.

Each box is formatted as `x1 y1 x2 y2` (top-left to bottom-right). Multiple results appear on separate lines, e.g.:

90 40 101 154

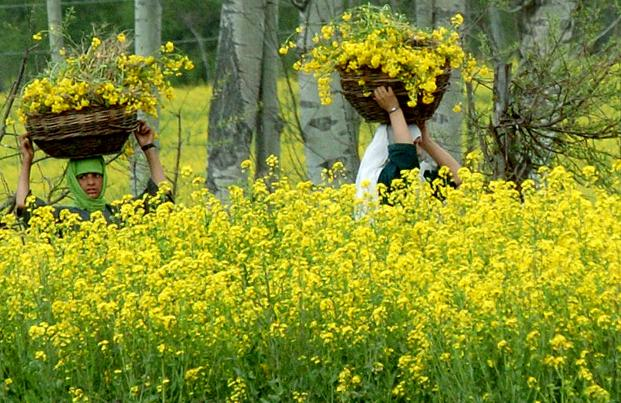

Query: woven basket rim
26 106 138 147
25 104 131 119
336 64 451 78
337 66 451 123
32 132 131 159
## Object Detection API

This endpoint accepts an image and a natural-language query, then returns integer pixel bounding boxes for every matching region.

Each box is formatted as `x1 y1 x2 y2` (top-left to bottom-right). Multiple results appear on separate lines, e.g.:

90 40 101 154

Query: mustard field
1 162 620 401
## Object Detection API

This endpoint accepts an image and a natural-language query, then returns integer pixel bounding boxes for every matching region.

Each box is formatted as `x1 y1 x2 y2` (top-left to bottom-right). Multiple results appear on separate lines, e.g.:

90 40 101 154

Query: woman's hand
19 135 34 165
374 86 412 144
134 120 156 148
134 120 166 185
417 120 430 146
373 86 400 113
415 120 462 186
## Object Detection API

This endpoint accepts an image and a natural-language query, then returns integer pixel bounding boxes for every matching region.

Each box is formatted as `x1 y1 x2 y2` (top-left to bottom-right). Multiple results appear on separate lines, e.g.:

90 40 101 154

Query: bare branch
48 190 70 206
172 112 182 199
0 44 36 143
588 14 621 52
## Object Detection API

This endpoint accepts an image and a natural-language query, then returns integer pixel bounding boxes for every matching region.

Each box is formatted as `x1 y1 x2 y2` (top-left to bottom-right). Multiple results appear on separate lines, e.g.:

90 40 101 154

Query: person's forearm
388 108 412 144
16 161 32 208
420 138 462 185
144 148 166 185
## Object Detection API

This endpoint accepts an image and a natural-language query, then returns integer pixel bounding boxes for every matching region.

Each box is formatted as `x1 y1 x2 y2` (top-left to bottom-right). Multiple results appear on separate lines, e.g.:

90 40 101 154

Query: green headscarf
66 156 108 212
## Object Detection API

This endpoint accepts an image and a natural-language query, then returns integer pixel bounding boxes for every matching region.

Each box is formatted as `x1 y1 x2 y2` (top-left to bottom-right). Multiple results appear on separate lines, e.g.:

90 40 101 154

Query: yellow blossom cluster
19 33 194 123
283 5 473 106
0 162 619 401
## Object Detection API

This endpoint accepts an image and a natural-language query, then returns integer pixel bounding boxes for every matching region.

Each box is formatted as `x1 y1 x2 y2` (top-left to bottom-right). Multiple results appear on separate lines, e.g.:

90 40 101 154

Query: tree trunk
133 0 162 195
207 0 282 198
415 0 434 28
487 3 508 54
486 3 512 179
489 63 518 180
46 0 63 63
415 0 465 163
517 0 577 174
519 0 576 56
255 0 282 180
298 0 360 184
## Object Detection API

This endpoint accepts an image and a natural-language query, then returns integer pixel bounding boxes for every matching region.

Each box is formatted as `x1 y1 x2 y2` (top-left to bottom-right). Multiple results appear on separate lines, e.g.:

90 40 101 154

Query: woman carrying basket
356 86 462 202
15 120 170 225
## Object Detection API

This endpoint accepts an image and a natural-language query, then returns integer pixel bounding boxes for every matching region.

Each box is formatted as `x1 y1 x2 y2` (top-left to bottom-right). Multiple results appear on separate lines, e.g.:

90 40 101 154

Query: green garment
66 156 108 212
377 143 421 187
377 143 456 203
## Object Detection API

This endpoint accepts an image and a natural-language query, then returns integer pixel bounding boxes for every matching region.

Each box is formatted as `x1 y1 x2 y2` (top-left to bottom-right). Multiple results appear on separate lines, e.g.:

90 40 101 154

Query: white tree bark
518 0 577 170
486 3 512 178
46 0 63 63
207 0 282 198
415 0 465 163
298 0 360 184
415 0 434 28
255 0 282 179
519 0 576 55
133 0 161 195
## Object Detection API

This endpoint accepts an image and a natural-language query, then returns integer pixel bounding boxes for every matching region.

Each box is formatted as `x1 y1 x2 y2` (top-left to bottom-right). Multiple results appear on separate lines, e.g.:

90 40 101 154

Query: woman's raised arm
418 120 462 186
134 120 166 186
16 135 34 209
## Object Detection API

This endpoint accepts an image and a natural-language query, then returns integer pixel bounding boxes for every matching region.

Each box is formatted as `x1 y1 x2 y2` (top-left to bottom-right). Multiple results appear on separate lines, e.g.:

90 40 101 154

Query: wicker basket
339 67 451 124
26 105 138 159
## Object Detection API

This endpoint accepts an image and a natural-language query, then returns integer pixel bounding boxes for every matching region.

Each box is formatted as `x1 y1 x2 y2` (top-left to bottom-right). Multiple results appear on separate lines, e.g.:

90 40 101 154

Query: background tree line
0 0 307 90
11 1 617 89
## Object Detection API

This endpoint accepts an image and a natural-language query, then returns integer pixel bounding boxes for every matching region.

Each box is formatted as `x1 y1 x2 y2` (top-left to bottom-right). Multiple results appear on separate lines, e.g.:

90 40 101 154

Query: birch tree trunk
298 0 360 184
46 0 63 63
517 0 577 171
519 0 576 56
133 0 161 195
207 0 282 198
415 0 465 163
255 0 282 179
415 0 433 28
485 3 512 179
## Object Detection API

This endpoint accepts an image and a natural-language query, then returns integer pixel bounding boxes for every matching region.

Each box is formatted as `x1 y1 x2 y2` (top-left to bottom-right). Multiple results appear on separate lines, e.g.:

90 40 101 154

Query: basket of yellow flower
284 5 469 124
338 65 452 123
26 105 137 159
20 33 194 159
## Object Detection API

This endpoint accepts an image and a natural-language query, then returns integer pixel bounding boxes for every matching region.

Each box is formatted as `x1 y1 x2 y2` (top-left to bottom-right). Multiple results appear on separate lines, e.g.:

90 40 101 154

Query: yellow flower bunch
283 5 471 106
19 33 194 122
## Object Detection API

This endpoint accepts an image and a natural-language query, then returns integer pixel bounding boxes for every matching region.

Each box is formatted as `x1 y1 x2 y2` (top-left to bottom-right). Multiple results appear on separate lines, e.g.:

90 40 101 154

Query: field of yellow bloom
1 162 619 401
